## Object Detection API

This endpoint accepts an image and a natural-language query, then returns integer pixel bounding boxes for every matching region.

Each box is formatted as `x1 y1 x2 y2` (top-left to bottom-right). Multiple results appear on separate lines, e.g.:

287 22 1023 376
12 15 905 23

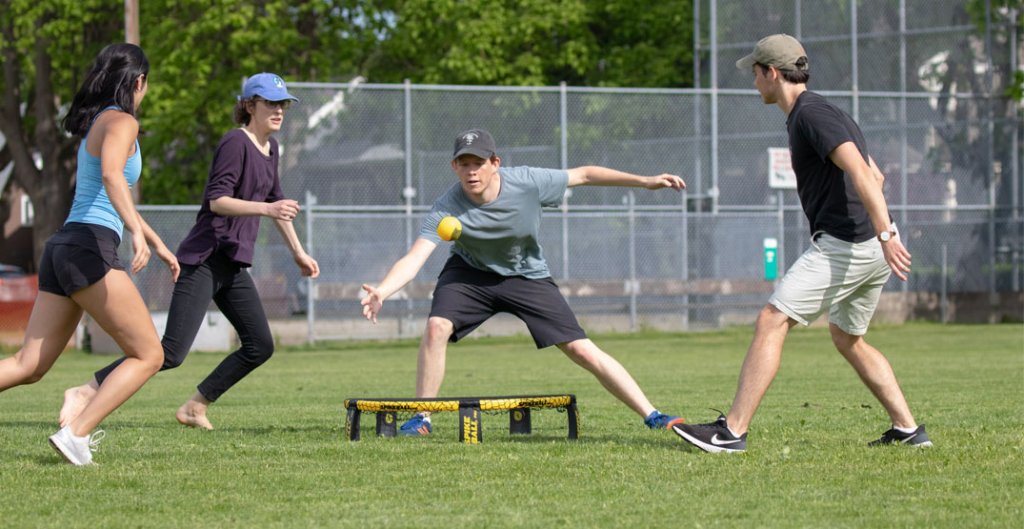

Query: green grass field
1 323 1022 528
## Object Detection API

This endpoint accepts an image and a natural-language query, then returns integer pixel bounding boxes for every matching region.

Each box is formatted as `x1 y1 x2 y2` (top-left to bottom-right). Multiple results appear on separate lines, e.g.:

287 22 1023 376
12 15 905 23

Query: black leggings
94 253 274 402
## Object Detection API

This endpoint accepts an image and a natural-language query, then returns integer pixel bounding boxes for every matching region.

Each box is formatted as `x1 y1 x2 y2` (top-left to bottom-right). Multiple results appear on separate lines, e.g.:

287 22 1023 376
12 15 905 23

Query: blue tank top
65 106 141 236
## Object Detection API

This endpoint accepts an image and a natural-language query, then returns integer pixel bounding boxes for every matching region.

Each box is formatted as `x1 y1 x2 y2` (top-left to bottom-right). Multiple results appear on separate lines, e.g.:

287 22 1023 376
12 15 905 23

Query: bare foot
176 396 214 430
59 382 99 427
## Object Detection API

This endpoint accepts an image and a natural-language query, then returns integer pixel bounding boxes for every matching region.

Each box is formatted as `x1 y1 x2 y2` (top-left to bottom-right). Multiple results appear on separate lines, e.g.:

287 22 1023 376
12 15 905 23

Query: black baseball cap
452 129 497 160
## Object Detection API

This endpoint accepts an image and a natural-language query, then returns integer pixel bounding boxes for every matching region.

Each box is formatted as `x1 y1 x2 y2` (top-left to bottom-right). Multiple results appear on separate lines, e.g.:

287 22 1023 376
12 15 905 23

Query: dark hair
62 43 150 136
233 97 254 125
756 58 810 84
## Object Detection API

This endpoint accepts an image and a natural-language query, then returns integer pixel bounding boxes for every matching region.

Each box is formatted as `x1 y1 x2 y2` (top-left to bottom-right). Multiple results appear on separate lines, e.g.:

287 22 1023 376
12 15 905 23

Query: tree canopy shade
373 0 695 87
0 0 123 266
1 0 697 268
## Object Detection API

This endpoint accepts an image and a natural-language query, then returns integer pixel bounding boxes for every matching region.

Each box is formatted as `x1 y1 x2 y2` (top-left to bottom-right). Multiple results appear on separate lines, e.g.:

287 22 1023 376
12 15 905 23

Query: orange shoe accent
664 417 685 429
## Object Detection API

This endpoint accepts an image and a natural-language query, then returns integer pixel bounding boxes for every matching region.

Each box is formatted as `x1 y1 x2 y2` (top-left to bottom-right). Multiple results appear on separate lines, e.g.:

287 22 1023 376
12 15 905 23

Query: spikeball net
343 394 578 444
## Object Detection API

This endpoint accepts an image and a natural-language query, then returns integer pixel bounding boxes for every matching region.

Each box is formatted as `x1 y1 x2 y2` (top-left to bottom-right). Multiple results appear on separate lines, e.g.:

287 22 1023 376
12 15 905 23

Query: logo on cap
274 76 284 88
462 132 479 144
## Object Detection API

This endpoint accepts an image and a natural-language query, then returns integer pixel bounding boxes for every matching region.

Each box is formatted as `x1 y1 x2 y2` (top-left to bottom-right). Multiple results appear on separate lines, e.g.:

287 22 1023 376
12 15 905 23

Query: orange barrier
0 274 36 344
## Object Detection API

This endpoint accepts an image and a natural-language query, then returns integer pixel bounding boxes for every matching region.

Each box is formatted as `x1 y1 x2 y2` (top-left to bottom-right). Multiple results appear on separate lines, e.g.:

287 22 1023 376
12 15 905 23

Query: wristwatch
877 230 895 243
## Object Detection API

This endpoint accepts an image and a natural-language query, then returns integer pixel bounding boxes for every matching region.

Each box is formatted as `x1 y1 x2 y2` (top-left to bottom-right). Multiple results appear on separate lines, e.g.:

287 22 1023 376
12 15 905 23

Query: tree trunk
0 12 78 268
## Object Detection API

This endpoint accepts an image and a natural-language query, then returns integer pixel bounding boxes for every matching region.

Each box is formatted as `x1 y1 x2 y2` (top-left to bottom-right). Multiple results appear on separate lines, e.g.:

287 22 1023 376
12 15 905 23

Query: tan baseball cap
735 34 808 72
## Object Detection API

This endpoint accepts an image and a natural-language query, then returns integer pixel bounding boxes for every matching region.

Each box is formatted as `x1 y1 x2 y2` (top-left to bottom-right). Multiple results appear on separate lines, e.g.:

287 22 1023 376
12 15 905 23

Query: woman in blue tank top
0 43 179 466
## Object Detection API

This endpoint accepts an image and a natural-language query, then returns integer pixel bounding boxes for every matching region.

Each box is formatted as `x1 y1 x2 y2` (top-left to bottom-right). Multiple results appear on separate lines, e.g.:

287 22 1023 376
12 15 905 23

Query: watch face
879 231 892 242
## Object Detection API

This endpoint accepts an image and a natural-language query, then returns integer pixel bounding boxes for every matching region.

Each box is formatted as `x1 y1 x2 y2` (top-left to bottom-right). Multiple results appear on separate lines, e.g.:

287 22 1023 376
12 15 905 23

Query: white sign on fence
768 147 797 189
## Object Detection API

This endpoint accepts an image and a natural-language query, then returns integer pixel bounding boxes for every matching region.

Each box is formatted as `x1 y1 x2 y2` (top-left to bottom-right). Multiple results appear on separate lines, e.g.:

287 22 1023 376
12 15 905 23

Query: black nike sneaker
671 414 747 453
868 424 933 447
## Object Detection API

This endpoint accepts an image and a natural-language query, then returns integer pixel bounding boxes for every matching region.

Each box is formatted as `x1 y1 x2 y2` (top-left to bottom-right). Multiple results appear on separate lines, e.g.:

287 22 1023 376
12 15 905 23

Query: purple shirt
176 128 285 267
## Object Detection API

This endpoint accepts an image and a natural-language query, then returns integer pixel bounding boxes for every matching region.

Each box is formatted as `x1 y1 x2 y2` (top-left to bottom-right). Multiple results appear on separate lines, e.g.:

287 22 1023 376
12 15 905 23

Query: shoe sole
671 425 745 454
398 426 431 436
48 435 90 466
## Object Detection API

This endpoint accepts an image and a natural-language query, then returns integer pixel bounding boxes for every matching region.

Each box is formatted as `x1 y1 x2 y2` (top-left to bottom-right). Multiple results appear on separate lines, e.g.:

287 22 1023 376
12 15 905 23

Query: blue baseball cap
242 73 299 102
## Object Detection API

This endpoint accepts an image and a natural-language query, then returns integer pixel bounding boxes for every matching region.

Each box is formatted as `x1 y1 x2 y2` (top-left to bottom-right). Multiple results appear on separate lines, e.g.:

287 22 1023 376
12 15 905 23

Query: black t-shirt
787 91 875 243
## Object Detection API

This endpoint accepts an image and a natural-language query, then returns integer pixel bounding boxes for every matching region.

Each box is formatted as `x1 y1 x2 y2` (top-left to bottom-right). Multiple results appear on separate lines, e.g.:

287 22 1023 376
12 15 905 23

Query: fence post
710 0 719 215
899 0 909 294
560 81 570 280
777 190 785 277
403 79 414 337
627 191 637 331
681 189 689 330
305 190 316 344
941 244 949 323
1010 6 1021 292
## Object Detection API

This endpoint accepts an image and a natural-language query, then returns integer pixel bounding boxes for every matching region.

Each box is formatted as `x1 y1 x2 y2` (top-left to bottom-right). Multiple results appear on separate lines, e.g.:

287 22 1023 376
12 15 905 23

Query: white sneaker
48 426 105 466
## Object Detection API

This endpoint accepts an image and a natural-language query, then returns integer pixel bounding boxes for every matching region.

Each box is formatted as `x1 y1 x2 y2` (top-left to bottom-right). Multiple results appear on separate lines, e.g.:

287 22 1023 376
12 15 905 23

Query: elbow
209 197 227 215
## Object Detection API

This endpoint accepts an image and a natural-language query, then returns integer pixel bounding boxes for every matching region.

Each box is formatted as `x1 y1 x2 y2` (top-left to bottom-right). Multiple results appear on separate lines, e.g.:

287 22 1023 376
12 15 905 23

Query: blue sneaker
644 410 685 430
399 414 432 436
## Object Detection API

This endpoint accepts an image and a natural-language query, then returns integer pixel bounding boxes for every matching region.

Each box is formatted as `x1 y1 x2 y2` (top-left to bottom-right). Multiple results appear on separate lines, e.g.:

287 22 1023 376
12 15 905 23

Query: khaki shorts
769 232 892 336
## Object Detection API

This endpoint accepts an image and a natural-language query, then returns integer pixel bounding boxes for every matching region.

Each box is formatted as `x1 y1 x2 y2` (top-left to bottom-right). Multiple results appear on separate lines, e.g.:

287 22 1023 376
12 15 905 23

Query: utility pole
125 0 139 44
126 0 140 202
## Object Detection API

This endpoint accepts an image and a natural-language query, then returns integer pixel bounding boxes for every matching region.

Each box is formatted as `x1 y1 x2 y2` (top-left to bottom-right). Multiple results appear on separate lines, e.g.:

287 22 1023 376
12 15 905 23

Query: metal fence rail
3 0 1019 345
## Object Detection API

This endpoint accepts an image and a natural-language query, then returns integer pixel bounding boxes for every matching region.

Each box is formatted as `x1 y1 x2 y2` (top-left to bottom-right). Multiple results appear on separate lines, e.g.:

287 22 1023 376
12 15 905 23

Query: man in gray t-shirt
361 128 689 437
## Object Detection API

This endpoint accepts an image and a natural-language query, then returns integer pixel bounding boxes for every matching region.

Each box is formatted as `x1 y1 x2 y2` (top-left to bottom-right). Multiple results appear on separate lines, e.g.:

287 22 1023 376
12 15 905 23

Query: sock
893 425 917 434
418 413 431 424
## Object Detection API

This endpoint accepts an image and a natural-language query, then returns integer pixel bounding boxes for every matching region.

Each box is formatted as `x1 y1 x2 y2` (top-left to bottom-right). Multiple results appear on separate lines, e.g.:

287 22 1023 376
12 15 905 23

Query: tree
0 0 121 269
139 0 396 204
373 0 694 87
2 0 697 269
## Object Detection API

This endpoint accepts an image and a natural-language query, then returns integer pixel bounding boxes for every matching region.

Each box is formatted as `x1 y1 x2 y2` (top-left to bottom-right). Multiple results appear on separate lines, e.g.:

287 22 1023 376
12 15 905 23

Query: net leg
376 411 397 437
459 405 482 444
566 403 578 440
346 408 361 441
509 407 532 435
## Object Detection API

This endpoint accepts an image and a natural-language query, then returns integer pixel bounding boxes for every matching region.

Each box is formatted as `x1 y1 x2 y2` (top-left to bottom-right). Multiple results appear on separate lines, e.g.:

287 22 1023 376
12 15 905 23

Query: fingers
131 247 150 274
360 284 380 323
306 258 320 278
274 199 301 221
652 174 686 191
886 241 912 281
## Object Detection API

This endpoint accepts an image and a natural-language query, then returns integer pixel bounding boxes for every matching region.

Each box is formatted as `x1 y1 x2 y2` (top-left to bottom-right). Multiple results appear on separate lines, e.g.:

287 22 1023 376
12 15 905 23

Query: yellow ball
437 216 462 241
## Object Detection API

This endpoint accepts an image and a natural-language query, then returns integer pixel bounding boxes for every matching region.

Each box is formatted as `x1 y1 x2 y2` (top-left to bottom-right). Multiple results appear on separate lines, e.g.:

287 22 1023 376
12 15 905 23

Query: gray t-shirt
419 166 568 279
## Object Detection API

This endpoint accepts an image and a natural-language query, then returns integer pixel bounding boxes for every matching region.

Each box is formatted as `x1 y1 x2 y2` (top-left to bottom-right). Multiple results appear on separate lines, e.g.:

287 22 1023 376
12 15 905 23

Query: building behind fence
122 1 1023 344
4 1 1021 346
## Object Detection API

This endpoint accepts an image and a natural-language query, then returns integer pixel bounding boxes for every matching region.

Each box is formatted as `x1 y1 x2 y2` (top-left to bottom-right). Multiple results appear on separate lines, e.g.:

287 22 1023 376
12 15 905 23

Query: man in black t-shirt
673 34 931 453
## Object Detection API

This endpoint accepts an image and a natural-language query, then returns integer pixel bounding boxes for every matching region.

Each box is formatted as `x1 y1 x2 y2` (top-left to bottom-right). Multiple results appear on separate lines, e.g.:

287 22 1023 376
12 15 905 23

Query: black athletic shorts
38 222 124 297
429 254 587 348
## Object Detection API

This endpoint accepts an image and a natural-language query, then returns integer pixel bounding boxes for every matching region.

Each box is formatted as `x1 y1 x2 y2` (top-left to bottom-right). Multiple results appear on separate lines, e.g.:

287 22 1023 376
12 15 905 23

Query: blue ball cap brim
242 73 300 103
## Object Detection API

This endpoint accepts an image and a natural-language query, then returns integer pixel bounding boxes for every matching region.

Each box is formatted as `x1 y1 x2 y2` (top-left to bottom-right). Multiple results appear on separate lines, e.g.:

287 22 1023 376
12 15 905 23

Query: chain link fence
2 0 1020 345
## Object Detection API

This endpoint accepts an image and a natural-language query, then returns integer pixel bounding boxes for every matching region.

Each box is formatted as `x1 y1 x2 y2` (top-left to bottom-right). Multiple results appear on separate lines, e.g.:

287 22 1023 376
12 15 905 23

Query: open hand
360 284 384 323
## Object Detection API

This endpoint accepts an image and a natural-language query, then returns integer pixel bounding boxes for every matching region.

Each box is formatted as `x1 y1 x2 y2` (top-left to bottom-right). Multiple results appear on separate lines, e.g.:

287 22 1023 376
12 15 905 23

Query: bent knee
558 340 599 366
424 317 454 340
12 356 49 385
829 325 861 354
128 345 165 374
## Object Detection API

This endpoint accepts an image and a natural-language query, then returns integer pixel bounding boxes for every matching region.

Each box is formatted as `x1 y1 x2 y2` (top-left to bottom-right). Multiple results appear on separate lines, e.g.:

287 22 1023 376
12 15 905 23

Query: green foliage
139 0 396 203
1008 69 1024 100
0 323 1021 527
374 0 595 85
2 0 696 207
375 0 694 87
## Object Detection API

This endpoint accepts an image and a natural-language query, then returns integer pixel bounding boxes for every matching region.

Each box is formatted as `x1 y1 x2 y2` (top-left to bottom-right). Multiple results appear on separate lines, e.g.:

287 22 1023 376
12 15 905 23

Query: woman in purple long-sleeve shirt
61 73 319 430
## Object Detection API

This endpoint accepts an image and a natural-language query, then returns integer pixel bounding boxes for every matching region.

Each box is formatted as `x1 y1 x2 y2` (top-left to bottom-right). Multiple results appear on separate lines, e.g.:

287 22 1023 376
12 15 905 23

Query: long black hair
62 43 149 137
